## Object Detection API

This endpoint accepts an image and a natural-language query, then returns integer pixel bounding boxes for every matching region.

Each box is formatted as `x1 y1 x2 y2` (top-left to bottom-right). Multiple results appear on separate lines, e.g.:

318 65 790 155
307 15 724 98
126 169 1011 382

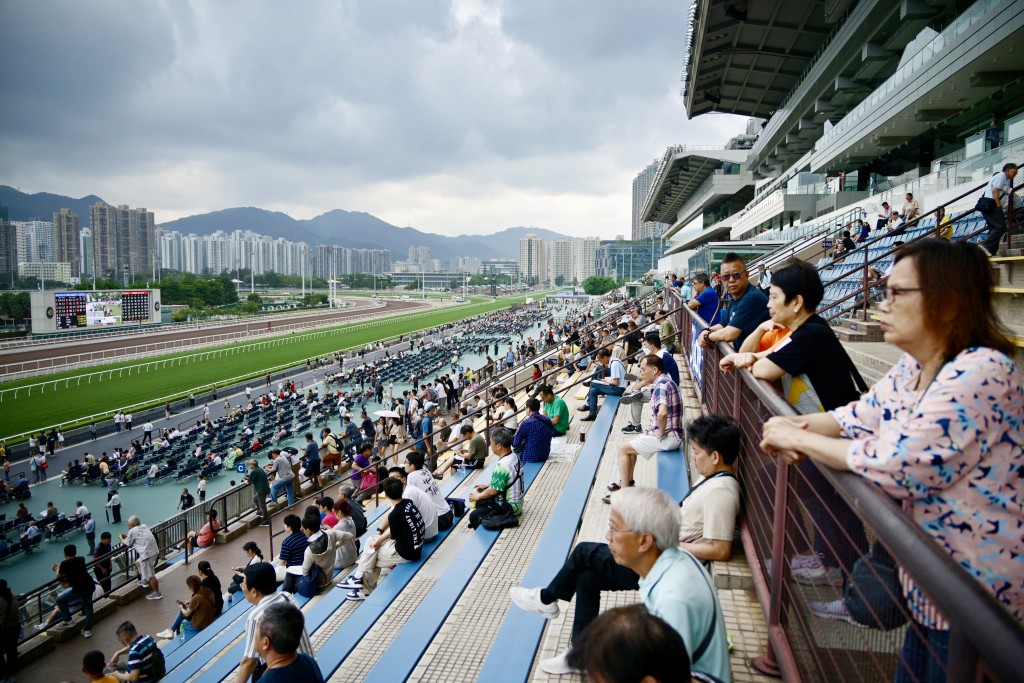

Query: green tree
468 274 486 286
404 281 420 290
247 293 263 304
581 275 618 295
554 275 565 287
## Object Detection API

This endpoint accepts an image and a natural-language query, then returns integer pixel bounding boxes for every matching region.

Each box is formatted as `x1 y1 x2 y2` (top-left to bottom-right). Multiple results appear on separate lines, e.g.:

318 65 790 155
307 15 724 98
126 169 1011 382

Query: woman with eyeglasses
761 239 1023 683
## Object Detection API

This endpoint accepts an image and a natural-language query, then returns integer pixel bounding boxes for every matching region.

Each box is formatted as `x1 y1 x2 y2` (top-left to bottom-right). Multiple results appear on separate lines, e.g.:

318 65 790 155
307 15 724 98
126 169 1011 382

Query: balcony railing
667 292 1024 682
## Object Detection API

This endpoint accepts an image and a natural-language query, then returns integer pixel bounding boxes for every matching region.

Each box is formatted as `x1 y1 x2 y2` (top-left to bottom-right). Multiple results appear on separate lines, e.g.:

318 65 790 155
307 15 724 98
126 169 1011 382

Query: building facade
632 160 669 241
54 209 81 278
518 234 548 285
575 236 601 283
89 202 155 278
595 240 660 281
548 239 575 287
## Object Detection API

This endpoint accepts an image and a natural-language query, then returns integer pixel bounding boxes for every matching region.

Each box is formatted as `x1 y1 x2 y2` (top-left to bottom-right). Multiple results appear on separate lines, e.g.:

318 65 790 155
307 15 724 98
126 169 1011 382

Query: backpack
148 637 166 680
425 387 438 402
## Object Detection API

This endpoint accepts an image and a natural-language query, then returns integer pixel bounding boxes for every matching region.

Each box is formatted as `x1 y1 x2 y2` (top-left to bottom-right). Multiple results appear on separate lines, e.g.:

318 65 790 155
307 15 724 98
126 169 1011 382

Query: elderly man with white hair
508 487 731 681
119 516 161 600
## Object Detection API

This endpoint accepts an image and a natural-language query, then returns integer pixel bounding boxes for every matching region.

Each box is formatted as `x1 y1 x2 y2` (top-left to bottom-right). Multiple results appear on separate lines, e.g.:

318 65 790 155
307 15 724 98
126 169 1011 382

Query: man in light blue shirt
579 349 626 421
509 487 731 681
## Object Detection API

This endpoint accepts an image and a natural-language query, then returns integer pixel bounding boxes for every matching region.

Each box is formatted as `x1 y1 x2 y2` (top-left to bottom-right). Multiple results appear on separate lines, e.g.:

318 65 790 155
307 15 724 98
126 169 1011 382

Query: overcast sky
0 0 745 238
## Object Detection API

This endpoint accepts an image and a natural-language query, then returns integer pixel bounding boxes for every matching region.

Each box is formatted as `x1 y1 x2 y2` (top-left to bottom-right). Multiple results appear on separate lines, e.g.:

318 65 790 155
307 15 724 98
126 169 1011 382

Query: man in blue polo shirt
687 273 720 326
698 253 768 352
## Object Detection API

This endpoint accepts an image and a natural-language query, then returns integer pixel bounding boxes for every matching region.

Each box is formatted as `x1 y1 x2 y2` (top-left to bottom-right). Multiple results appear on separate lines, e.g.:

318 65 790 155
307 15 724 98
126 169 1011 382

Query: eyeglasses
881 286 922 302
720 272 746 281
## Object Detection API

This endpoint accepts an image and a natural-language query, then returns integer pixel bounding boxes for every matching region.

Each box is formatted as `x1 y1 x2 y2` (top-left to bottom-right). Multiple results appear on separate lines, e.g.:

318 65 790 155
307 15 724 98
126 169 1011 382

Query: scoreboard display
32 289 161 334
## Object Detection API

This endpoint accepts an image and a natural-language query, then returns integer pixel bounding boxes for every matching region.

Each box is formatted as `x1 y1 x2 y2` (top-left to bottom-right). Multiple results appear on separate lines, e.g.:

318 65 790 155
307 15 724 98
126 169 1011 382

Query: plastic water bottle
179 623 186 641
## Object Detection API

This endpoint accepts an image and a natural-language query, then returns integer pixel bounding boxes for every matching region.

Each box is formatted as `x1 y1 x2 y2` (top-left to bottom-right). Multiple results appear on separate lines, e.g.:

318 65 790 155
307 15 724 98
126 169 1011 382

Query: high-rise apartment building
54 208 81 278
632 160 669 241
576 236 601 283
79 227 93 276
89 202 155 278
407 246 432 271
0 203 15 284
518 234 547 285
549 239 575 287
12 220 55 264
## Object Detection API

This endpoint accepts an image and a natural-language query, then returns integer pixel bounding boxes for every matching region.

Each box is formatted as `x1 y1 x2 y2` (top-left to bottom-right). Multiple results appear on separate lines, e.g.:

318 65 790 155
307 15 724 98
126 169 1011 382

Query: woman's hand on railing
719 352 756 373
760 415 810 465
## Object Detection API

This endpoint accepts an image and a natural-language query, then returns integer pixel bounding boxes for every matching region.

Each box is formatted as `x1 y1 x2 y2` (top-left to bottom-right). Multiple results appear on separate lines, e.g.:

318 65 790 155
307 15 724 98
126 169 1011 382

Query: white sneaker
81 630 92 638
146 592 163 600
508 586 559 619
540 649 582 675
156 629 175 639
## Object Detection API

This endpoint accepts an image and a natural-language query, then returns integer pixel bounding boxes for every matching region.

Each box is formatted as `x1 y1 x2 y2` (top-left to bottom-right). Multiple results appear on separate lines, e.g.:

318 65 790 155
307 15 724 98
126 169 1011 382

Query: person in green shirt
657 312 677 354
540 385 570 436
245 459 271 527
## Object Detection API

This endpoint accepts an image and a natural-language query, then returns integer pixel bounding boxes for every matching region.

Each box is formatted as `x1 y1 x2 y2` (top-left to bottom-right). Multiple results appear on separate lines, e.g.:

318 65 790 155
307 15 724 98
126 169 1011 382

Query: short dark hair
596 348 612 360
301 515 321 534
382 477 404 500
526 398 541 412
318 496 334 510
643 332 662 347
83 649 107 675
568 604 691 682
539 384 555 397
258 602 306 655
305 432 313 440
359 441 373 453
721 252 745 269
387 467 406 481
460 424 475 435
640 354 664 374
492 427 514 449
1003 162 1018 172
686 414 741 465
283 514 302 532
243 562 278 596
64 544 77 557
115 620 137 639
406 451 425 470
771 259 825 311
693 273 710 286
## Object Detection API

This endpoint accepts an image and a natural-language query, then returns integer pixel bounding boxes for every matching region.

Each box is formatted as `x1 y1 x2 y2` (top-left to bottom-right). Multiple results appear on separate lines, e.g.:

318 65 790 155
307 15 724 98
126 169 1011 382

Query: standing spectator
302 433 322 490
244 459 270 526
415 403 438 471
120 516 161 600
107 620 159 682
141 421 153 446
698 253 769 352
30 452 43 483
90 422 98 440
340 478 424 602
236 563 314 683
124 412 133 432
0 580 20 682
93 532 114 593
114 412 123 433
268 449 296 507
106 491 123 524
178 487 195 510
512 398 555 463
197 475 207 503
251 602 323 682
189 392 195 408
84 513 97 554
687 273 721 327
979 162 1018 255
755 262 773 295
164 402 172 420
760 239 1024 680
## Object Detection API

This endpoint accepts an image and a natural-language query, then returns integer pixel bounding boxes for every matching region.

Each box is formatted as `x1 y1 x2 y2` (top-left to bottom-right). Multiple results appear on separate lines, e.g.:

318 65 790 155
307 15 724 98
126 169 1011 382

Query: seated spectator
35 573 82 631
197 560 224 616
509 487 731 680
760 239 1024 680
512 398 555 463
283 515 352 595
252 602 324 682
539 385 570 437
82 648 117 683
404 451 454 531
467 428 524 526
276 515 308 581
331 499 359 570
579 349 626 422
620 333 680 434
183 509 221 554
569 604 724 683
155 575 216 639
336 486 367 538
228 542 265 602
606 355 682 500
387 467 438 541
339 478 424 602
107 620 159 682
901 191 920 221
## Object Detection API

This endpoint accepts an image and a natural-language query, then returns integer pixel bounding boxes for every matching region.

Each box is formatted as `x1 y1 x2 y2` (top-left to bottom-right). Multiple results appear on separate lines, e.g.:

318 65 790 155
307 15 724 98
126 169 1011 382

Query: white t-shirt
407 468 451 517
403 484 438 539
983 171 1013 202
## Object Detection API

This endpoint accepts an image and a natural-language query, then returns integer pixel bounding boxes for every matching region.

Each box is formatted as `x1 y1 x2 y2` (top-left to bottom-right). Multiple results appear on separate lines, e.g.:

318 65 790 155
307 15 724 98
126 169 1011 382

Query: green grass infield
2 293 551 440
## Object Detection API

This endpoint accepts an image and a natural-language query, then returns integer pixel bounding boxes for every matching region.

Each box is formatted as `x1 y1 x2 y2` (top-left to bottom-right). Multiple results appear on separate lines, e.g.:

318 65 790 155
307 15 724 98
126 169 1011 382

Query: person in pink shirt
762 239 1023 682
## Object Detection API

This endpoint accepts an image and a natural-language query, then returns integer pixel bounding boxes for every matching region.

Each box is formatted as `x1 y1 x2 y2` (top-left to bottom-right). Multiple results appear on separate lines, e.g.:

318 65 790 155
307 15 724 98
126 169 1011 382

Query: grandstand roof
641 146 750 225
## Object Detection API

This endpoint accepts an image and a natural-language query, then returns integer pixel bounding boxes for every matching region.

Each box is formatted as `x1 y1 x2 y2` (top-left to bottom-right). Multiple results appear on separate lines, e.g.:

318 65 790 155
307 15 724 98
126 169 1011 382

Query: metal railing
669 293 1024 682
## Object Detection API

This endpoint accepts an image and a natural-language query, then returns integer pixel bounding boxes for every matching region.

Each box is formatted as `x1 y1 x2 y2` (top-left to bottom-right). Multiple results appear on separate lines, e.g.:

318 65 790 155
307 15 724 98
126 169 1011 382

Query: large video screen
54 290 151 329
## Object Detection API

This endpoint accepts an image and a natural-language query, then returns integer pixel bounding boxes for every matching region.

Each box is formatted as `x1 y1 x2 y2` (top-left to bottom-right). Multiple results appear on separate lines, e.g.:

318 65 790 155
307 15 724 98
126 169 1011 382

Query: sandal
606 480 634 492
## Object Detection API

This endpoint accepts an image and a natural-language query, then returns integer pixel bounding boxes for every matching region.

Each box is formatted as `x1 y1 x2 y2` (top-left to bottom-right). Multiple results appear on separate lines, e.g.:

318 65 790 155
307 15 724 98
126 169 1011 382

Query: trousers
546 542 639 641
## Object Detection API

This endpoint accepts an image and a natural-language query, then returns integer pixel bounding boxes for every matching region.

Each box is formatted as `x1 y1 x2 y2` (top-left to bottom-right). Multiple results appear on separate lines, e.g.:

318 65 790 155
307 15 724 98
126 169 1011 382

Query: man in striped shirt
108 621 158 682
236 562 314 683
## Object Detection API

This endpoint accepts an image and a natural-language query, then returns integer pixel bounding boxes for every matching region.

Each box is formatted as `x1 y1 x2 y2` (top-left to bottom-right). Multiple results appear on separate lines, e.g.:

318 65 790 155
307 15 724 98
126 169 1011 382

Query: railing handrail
671 293 1024 681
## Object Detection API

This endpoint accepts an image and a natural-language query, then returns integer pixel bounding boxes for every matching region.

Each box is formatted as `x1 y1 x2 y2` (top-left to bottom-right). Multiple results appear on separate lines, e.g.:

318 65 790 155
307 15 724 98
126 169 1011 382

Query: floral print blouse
831 347 1024 628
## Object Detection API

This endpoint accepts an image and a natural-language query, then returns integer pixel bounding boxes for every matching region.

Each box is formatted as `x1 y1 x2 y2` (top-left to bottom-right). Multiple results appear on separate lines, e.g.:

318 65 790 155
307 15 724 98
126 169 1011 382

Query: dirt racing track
0 298 430 380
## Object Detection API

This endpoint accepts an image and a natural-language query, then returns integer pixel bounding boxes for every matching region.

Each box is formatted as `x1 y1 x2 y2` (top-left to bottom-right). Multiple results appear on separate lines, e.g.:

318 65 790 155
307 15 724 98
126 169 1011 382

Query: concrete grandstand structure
649 0 1024 276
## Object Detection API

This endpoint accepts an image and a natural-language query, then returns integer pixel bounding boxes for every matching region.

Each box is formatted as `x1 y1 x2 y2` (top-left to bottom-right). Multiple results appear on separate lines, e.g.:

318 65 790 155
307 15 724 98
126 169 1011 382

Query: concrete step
832 325 883 343
842 342 902 381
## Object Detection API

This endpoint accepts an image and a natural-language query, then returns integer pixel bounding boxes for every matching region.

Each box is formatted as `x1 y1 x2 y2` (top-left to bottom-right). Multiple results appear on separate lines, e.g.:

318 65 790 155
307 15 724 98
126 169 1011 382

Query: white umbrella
374 409 400 418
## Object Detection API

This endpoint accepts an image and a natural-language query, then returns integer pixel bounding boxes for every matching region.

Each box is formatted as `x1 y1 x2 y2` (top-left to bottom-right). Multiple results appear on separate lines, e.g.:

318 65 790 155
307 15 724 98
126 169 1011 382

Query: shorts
630 432 682 459
305 459 321 477
138 556 157 582
323 452 341 469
